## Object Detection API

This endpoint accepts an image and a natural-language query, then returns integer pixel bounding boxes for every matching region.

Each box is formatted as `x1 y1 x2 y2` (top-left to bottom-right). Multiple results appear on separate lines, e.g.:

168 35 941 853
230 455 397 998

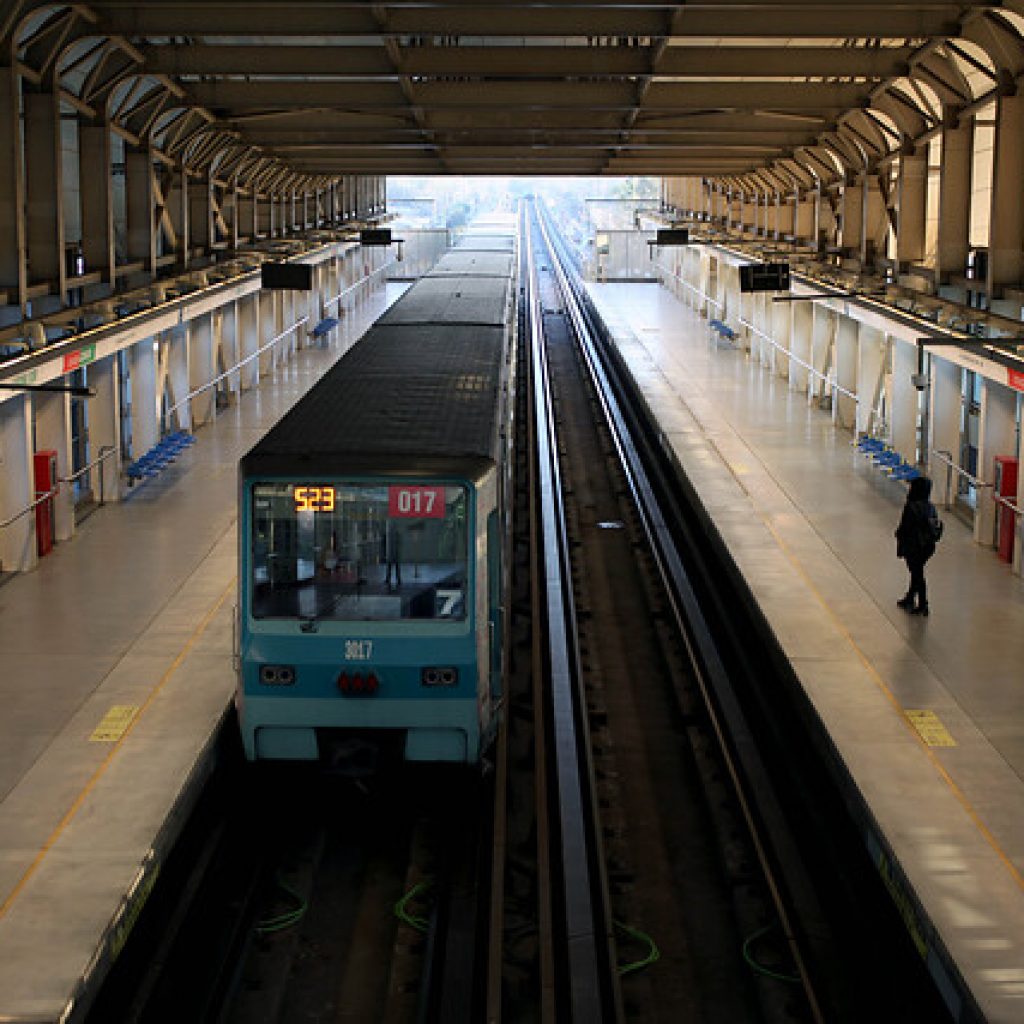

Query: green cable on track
255 874 308 935
394 880 432 934
741 923 801 984
614 919 660 976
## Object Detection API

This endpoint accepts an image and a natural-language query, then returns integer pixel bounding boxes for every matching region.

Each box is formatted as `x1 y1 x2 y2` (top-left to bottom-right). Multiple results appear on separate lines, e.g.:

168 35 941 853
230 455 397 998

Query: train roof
378 274 511 327
427 252 514 279
240 323 507 480
452 234 515 253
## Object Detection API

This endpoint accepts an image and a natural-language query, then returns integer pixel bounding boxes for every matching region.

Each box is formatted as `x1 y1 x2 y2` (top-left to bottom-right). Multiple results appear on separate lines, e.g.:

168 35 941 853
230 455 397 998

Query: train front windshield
251 482 470 622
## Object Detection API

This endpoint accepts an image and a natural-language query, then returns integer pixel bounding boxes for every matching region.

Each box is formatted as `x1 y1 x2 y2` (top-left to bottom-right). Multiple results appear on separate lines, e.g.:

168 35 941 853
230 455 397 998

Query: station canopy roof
8 2 1024 187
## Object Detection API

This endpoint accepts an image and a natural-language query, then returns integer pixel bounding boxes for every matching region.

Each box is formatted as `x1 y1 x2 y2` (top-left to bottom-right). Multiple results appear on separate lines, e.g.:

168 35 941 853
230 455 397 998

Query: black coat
895 476 936 562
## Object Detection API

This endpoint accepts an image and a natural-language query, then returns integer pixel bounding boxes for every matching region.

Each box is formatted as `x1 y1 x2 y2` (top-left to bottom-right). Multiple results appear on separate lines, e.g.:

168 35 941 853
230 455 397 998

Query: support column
126 147 156 279
790 301 812 393
0 70 23 309
896 150 927 269
862 176 887 266
189 175 212 255
754 291 772 369
89 354 121 503
891 339 919 462
0 395 36 572
855 325 887 438
976 379 1018 547
987 92 1024 296
809 306 834 405
80 124 115 292
165 165 189 270
771 297 792 379
34 389 74 542
220 302 239 398
164 326 191 432
238 190 254 245
129 335 159 457
189 314 216 426
929 355 961 507
937 114 971 287
259 290 277 375
25 90 64 296
834 314 858 430
794 192 816 247
238 293 260 389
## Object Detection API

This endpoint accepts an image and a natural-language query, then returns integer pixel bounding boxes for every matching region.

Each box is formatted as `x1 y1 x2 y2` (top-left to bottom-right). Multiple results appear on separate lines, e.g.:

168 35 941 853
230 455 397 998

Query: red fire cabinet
994 455 1019 562
33 450 58 557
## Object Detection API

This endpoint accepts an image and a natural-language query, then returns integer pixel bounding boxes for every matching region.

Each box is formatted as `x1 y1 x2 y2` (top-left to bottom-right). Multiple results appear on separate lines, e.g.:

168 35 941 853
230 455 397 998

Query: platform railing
323 259 395 311
930 449 994 511
739 318 859 405
0 445 120 573
0 485 60 532
162 317 310 430
660 266 724 312
62 444 119 506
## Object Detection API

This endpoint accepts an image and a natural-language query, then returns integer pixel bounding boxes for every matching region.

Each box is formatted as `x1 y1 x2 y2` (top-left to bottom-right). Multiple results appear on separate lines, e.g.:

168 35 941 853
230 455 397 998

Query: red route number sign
388 485 445 519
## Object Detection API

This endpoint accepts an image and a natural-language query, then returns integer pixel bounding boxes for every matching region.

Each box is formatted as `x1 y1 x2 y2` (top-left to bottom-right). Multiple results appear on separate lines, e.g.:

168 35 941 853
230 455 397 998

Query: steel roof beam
139 43 916 80
188 79 869 111
89 5 975 39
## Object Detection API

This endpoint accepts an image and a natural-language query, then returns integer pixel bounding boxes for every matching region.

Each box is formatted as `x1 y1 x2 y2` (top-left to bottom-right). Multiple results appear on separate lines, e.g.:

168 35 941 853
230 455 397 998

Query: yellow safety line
0 578 236 921
759 516 1024 892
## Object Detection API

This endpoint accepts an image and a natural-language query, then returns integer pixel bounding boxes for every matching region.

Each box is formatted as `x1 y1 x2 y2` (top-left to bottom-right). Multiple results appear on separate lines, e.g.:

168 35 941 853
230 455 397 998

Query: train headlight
421 666 458 687
260 664 296 686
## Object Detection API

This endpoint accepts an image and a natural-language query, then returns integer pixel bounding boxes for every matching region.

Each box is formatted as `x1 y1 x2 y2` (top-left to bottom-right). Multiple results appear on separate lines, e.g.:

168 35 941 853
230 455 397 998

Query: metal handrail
164 317 310 418
930 448 994 492
661 266 724 311
61 444 118 487
63 444 118 505
0 485 59 530
739 318 859 403
993 491 1024 518
323 259 395 310
0 444 120 531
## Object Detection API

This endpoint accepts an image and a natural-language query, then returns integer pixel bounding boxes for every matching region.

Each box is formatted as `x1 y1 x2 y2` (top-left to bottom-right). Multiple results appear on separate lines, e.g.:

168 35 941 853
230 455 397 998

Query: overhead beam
141 43 914 80
188 79 870 111
91 5 970 39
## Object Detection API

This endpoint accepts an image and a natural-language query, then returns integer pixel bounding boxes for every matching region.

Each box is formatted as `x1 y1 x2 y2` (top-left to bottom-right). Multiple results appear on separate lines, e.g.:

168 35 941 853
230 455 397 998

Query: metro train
235 228 517 767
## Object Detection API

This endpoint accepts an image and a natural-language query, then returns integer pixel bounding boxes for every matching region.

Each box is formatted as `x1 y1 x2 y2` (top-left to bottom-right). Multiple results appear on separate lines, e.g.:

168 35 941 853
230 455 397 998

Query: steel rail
525 205 619 1024
535 201 827 1022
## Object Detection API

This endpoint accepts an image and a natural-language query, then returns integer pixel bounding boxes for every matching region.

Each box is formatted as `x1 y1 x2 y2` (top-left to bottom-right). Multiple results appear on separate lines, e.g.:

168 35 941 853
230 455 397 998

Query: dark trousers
905 556 927 608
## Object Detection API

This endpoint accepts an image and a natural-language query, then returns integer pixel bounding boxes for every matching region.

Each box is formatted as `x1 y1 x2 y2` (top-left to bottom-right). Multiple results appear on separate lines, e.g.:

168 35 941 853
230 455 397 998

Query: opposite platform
0 283 405 1022
587 280 1024 1023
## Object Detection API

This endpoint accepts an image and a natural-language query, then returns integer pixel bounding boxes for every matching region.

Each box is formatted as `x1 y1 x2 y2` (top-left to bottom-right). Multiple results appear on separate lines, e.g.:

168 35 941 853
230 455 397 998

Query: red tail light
351 673 364 692
366 673 379 693
337 672 350 693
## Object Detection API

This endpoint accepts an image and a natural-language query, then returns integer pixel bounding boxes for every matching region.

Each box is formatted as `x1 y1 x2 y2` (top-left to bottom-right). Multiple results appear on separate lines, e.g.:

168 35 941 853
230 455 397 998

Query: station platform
586 280 1024 1023
0 283 406 1022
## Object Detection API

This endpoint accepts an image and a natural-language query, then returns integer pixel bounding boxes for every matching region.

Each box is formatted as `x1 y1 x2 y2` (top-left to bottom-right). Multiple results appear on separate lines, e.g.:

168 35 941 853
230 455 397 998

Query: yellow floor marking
758 516 1024 892
904 710 957 748
89 705 140 743
0 578 235 921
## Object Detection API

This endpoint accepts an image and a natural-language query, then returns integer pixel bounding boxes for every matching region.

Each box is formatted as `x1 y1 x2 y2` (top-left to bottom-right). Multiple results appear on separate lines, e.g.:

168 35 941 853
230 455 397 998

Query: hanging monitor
656 228 690 246
360 228 392 246
739 262 790 292
261 262 313 290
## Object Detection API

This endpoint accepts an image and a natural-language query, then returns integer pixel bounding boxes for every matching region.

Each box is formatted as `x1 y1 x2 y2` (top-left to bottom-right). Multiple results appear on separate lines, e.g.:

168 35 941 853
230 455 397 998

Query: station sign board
261 263 313 291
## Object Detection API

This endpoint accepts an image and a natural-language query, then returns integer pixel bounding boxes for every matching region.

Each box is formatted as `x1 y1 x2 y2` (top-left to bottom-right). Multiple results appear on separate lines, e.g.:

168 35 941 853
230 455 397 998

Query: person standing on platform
895 475 941 616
